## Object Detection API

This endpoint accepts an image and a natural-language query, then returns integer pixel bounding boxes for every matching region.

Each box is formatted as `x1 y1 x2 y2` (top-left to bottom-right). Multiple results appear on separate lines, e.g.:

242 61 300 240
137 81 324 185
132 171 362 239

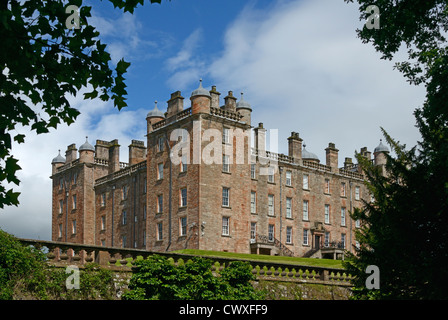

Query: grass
172 249 345 269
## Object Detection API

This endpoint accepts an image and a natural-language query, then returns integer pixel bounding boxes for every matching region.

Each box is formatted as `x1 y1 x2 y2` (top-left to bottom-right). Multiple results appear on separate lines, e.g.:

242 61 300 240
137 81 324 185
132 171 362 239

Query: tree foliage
0 0 163 208
122 255 264 300
344 0 448 299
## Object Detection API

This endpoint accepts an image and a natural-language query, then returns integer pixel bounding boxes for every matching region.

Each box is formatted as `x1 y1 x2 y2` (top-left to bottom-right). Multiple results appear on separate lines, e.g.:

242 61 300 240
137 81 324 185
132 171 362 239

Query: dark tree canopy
0 0 163 208
344 0 448 299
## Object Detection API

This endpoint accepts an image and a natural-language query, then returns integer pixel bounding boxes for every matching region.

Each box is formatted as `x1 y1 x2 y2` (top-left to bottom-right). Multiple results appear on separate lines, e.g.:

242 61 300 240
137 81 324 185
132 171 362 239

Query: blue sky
0 0 426 240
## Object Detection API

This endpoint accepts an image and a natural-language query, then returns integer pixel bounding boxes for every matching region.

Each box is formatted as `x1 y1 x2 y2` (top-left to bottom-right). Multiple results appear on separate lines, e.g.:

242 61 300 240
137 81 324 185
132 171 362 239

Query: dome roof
146 101 165 119
302 144 320 161
374 139 389 153
236 92 252 111
191 79 210 98
52 150 66 164
79 136 95 152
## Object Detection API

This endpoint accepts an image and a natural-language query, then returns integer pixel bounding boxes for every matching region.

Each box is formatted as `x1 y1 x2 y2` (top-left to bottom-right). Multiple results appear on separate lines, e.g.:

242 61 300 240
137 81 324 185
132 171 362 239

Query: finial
199 78 203 87
380 139 382 143
155 100 158 108
241 92 244 100
85 136 88 142
303 143 307 148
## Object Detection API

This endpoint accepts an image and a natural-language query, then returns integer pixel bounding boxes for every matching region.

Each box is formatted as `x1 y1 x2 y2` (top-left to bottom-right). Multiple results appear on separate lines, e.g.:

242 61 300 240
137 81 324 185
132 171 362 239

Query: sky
0 0 426 240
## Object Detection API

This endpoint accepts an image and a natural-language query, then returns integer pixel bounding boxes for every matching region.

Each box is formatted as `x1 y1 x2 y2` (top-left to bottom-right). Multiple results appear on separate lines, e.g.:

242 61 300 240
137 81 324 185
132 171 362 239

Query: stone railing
95 161 146 186
302 160 332 173
18 238 353 286
210 107 243 121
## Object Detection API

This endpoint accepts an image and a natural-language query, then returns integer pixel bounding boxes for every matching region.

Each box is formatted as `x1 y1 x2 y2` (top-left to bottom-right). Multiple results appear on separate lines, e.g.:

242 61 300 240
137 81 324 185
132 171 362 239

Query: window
222 217 230 236
324 204 330 224
157 136 164 152
101 216 106 230
268 166 274 183
355 186 360 200
143 178 147 193
180 188 187 207
325 178 330 194
143 230 146 245
268 224 275 242
222 187 230 207
324 232 330 247
222 154 230 172
341 233 346 249
143 206 147 220
250 222 257 243
180 154 187 173
73 172 78 184
286 226 292 244
122 211 127 225
101 193 106 207
341 182 346 197
58 224 62 238
180 217 187 236
286 197 292 218
268 194 274 216
157 222 163 240
72 220 77 234
341 207 346 226
250 191 256 214
303 229 309 246
303 174 309 189
303 200 309 220
59 200 63 214
251 163 256 179
286 170 292 186
122 236 127 248
223 128 230 144
72 194 77 210
59 178 63 190
157 195 163 213
101 239 106 247
122 185 127 200
157 163 164 180
356 219 360 228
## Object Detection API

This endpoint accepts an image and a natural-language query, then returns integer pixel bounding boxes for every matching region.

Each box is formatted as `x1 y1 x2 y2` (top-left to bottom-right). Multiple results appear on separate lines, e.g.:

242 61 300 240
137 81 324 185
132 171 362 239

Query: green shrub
123 255 264 300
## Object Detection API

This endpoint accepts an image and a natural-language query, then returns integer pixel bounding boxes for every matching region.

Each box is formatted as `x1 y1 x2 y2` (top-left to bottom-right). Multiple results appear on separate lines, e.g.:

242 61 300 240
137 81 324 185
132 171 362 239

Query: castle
51 80 389 258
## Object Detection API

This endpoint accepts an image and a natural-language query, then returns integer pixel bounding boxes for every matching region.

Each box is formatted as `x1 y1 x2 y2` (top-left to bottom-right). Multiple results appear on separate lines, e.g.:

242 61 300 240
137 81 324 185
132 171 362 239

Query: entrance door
314 235 321 249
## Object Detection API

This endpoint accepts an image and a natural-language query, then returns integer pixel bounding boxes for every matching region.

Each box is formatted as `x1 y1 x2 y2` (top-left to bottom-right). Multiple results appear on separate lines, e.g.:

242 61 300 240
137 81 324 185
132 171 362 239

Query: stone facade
51 82 388 258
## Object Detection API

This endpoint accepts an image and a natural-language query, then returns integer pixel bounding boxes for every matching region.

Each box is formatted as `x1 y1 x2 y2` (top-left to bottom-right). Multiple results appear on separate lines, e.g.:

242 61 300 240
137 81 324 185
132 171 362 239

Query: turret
79 136 95 163
190 79 211 115
146 101 165 134
236 92 252 125
51 150 66 175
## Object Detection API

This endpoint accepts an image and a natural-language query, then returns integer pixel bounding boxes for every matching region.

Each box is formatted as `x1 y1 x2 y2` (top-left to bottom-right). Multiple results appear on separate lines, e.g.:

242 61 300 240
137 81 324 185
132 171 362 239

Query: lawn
173 249 345 269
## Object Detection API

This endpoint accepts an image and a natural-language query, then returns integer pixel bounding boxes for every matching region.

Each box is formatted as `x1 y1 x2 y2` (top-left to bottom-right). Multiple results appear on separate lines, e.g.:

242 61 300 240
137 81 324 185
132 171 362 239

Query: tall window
341 233 346 249
355 186 360 200
303 174 309 189
286 197 292 218
341 182 346 197
58 224 63 238
157 222 163 241
101 193 106 207
181 154 188 173
268 194 274 216
122 210 127 225
324 232 330 247
59 199 63 214
341 207 346 226
180 188 187 207
324 204 330 224
268 166 274 183
250 163 256 179
59 178 63 190
73 172 78 184
222 217 230 236
122 236 127 248
122 185 127 200
250 191 256 214
303 229 309 245
222 154 230 172
157 163 164 180
286 226 292 244
157 195 163 213
72 220 77 234
180 217 187 236
72 194 77 210
222 187 230 207
303 200 309 220
286 170 292 186
101 216 106 230
157 136 164 152
250 222 257 243
222 128 230 144
268 224 275 242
